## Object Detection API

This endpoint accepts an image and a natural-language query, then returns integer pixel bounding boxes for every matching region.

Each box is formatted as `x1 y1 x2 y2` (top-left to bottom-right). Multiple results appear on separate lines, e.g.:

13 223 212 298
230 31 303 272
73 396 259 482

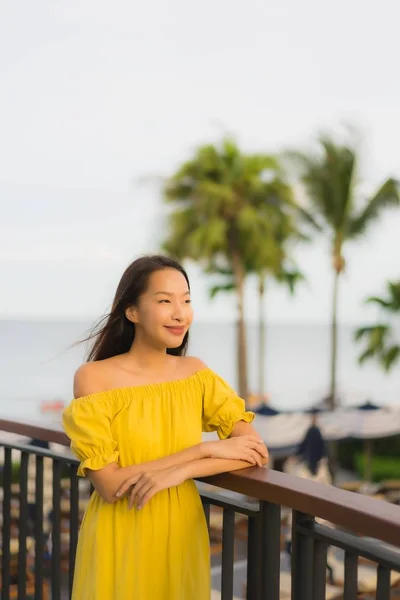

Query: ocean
0 319 399 420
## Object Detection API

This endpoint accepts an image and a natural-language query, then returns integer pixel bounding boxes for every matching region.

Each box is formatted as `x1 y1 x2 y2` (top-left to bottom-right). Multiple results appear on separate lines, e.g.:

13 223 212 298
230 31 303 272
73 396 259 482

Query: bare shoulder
73 360 111 398
178 356 208 377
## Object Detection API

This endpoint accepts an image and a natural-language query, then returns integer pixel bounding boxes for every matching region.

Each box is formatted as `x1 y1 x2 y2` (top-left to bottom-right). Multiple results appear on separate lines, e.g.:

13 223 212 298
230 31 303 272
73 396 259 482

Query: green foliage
288 133 400 251
338 436 400 471
162 137 299 275
287 130 400 411
0 461 21 485
162 137 301 397
355 453 400 482
355 280 400 372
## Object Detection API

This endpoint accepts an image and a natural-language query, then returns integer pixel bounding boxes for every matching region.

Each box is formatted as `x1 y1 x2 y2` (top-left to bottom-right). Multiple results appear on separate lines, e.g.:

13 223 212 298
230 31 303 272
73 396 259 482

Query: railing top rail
0 416 69 446
201 469 400 548
2 417 400 547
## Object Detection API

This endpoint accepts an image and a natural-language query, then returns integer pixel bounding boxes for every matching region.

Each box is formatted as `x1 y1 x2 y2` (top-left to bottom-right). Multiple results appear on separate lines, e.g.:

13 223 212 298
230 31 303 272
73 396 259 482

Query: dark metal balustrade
1 418 400 600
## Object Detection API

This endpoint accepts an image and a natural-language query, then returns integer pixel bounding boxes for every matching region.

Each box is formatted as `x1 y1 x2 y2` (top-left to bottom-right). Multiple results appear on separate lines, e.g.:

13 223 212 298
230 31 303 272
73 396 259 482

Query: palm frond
276 268 306 295
294 205 324 232
364 280 400 312
354 325 379 342
209 283 235 299
365 296 393 309
358 347 376 365
285 135 359 233
348 178 400 237
382 345 400 371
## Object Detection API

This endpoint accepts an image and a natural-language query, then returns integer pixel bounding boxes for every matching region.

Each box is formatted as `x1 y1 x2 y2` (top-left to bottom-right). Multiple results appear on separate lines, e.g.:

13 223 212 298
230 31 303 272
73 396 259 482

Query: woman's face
127 268 193 349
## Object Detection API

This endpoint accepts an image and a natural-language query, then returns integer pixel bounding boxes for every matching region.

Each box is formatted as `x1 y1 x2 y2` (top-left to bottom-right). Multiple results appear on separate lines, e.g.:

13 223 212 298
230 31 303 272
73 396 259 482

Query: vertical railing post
246 513 262 600
69 464 79 596
260 501 281 600
1 447 13 600
291 511 314 600
51 460 62 600
343 552 358 599
221 508 235 600
312 539 327 600
34 455 44 600
201 498 211 531
376 565 391 600
18 451 29 600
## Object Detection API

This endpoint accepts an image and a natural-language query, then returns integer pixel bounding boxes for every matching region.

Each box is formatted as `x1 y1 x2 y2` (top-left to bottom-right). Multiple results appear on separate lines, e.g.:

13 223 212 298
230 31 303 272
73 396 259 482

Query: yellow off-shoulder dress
62 368 254 600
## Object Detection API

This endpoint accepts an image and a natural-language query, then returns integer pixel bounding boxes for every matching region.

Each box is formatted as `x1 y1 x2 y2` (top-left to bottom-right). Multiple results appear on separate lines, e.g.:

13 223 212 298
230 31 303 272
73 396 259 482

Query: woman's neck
125 340 174 374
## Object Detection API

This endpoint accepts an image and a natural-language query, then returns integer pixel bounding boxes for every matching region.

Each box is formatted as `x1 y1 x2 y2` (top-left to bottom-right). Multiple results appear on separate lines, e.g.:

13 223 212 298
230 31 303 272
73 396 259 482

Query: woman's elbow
90 484 119 504
87 469 120 504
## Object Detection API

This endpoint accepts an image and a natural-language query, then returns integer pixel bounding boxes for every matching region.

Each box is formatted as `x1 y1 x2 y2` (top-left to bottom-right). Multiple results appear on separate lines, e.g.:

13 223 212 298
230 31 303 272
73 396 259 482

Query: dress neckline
73 367 211 402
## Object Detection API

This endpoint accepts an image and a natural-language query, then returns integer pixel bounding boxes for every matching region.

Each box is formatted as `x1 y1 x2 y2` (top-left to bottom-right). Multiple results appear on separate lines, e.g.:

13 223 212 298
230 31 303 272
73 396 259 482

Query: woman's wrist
199 441 214 459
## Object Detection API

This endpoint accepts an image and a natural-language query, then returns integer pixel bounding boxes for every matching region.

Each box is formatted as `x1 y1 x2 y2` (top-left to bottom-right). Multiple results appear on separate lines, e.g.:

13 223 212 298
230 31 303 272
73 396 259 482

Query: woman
63 254 268 600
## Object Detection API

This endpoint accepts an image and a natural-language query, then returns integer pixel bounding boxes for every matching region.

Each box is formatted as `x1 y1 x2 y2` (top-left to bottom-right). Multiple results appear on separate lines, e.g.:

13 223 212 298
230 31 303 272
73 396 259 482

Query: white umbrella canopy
203 408 400 451
250 408 400 450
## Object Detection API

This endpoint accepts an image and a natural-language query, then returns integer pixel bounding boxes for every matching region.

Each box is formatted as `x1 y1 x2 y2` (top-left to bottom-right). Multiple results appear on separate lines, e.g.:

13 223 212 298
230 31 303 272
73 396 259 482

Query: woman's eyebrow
154 291 190 296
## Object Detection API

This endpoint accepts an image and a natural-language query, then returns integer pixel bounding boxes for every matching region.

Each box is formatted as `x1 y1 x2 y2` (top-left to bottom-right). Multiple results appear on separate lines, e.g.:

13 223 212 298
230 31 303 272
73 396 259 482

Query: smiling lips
165 326 186 336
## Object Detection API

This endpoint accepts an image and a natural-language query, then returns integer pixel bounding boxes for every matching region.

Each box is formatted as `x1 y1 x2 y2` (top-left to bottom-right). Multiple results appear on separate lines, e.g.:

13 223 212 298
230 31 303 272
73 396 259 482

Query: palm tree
355 280 400 371
210 263 304 399
208 203 305 400
257 265 305 397
162 138 286 398
289 133 400 409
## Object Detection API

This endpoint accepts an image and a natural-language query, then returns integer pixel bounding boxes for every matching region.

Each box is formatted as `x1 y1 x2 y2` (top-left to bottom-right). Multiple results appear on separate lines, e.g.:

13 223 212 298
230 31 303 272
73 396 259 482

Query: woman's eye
185 300 192 304
159 299 170 303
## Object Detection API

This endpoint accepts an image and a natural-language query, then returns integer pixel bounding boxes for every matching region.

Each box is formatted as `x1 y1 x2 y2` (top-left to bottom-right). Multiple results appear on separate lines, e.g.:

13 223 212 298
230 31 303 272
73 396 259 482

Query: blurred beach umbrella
254 404 280 416
355 400 381 411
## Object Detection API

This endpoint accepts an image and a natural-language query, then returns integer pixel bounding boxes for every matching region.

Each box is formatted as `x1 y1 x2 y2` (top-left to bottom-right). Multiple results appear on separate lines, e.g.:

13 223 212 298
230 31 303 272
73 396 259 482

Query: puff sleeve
62 396 119 477
201 370 254 439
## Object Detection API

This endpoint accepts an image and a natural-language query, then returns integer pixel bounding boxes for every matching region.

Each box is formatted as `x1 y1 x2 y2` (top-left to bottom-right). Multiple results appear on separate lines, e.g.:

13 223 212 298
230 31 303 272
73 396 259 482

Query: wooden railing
1 417 400 600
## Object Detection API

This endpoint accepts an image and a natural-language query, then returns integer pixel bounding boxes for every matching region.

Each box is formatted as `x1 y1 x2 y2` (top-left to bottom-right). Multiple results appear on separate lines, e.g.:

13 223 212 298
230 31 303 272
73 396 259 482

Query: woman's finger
240 451 255 464
242 450 259 464
249 436 266 445
248 440 268 458
116 473 142 498
138 486 158 509
128 476 151 508
248 449 263 466
128 477 148 510
136 481 155 509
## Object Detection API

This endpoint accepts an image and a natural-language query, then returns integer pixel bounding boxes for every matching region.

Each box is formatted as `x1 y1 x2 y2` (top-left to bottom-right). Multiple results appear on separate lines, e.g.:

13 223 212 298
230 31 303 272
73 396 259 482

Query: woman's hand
207 436 268 467
115 466 187 510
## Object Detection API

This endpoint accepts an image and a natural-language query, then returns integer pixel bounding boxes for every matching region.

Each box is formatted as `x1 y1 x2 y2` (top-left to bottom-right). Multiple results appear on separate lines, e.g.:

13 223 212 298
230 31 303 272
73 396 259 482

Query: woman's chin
166 340 184 349
163 335 185 349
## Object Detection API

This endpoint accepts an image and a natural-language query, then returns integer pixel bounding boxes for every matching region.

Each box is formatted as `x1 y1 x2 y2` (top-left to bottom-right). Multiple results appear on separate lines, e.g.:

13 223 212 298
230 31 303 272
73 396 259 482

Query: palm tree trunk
258 274 266 398
231 251 248 400
364 439 373 482
328 266 341 482
329 268 340 410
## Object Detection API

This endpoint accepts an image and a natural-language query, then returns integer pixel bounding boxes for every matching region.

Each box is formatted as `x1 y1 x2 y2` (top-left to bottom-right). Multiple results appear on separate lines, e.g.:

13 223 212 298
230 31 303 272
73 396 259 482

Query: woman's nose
172 304 184 321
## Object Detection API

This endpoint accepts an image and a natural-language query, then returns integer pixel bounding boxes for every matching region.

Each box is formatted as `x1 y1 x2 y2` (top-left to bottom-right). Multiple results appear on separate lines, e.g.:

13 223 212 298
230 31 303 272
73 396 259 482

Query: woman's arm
180 421 270 479
181 456 258 479
88 434 267 503
229 420 269 465
87 443 208 503
117 427 269 510
119 455 266 510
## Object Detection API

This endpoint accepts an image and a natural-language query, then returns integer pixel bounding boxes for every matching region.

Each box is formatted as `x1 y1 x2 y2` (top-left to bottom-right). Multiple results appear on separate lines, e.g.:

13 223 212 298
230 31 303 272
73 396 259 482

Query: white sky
0 0 399 323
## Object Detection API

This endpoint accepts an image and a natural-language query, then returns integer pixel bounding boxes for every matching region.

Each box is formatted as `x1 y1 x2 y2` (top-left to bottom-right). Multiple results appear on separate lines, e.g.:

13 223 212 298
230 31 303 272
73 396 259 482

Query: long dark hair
83 255 190 361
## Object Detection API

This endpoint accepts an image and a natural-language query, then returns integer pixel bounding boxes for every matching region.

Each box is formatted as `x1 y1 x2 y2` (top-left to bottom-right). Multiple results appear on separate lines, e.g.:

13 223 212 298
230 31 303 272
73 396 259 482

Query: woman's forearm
139 443 209 471
181 457 258 480
88 443 209 502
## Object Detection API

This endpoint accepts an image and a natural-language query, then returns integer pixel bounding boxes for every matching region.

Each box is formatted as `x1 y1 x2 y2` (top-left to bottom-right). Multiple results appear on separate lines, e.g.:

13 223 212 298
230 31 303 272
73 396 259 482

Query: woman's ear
125 306 137 323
